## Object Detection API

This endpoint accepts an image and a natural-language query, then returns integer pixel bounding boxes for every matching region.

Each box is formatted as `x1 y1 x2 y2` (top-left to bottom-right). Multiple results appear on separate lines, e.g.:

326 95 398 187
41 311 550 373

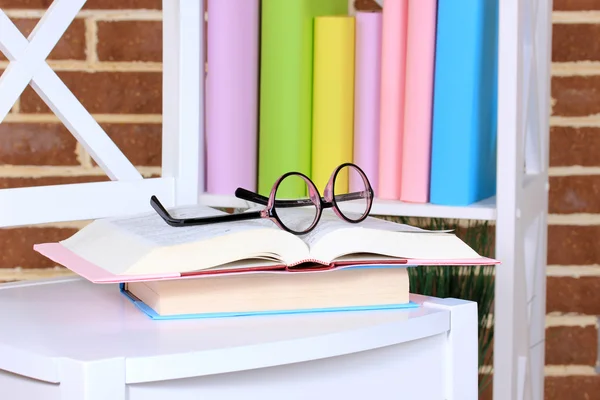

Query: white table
0 277 478 399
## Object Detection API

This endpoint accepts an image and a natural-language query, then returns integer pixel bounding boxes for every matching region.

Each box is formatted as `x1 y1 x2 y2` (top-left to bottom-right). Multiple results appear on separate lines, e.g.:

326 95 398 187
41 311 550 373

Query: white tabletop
0 277 450 384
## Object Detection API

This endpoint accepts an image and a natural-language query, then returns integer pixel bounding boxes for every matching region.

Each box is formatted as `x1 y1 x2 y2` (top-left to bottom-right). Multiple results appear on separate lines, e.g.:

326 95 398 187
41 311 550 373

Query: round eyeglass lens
274 174 320 233
334 164 371 221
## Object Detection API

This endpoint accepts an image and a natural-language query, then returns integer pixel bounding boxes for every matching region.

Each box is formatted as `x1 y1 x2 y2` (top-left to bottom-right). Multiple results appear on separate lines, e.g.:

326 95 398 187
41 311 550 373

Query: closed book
429 0 498 206
352 11 382 194
378 0 408 200
258 0 348 198
121 266 416 319
205 0 259 195
400 0 438 203
312 16 355 193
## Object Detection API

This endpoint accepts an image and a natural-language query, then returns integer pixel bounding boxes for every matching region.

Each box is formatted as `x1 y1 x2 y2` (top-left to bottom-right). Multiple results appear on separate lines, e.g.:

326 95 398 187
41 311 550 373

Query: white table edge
125 302 451 384
0 278 459 386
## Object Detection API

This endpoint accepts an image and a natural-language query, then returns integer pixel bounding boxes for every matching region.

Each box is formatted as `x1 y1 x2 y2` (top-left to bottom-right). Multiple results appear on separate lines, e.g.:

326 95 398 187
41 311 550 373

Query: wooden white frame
0 0 552 399
0 0 203 227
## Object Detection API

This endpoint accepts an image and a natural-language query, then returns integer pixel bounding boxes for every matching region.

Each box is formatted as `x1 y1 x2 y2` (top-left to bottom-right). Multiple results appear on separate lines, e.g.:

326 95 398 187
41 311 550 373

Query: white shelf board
198 193 497 221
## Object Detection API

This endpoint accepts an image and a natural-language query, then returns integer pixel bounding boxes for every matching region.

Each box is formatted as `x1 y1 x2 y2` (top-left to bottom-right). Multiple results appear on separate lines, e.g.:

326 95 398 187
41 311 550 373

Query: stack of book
204 0 498 206
34 204 497 320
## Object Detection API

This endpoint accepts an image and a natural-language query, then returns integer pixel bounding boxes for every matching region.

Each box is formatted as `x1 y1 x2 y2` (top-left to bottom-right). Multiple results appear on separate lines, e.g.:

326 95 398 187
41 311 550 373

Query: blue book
429 0 498 206
119 265 419 320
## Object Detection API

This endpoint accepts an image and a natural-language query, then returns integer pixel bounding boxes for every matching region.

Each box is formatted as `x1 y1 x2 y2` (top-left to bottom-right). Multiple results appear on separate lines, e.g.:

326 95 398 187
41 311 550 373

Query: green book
258 0 348 197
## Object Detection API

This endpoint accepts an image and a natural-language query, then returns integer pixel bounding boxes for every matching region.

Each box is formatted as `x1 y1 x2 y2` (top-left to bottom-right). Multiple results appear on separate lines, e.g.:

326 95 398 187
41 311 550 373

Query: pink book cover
378 0 409 200
205 0 259 195
33 243 498 285
400 0 438 203
351 11 383 193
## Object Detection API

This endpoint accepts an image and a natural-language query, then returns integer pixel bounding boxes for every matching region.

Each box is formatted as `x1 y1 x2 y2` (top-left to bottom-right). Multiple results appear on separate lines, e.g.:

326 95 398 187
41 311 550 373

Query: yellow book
311 16 355 193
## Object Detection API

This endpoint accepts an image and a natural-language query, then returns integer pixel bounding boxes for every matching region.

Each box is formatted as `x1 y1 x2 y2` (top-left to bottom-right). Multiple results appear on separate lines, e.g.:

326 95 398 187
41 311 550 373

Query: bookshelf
191 1 552 399
0 0 550 399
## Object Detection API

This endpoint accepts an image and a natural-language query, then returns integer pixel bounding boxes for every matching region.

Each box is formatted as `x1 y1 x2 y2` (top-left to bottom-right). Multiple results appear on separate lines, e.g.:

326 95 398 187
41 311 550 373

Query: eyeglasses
150 163 374 235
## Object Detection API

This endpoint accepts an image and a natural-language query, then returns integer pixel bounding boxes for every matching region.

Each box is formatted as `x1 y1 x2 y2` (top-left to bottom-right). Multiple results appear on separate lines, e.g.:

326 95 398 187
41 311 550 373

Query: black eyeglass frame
150 162 374 235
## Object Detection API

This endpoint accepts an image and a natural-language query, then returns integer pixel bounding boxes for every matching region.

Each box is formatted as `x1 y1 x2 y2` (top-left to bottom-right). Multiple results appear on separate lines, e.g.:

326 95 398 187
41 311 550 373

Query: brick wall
544 0 600 398
0 0 162 280
0 0 599 398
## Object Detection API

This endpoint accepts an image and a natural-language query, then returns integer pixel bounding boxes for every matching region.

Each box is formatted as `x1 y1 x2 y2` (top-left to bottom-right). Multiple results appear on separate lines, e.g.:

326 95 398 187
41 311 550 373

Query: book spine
429 0 498 206
399 0 438 203
205 0 259 194
258 0 348 198
377 0 409 200
351 11 382 194
312 16 356 194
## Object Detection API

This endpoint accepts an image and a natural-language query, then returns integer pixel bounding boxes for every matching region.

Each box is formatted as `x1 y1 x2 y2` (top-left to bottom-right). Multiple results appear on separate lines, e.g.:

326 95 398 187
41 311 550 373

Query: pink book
32 203 498 285
378 0 409 200
205 0 259 195
351 11 383 193
33 243 498 284
400 0 438 203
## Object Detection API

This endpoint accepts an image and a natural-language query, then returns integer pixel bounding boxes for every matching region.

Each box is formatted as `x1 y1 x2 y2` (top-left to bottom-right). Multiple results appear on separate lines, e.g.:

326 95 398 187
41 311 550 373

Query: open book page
61 204 309 276
301 210 481 262
299 209 440 249
108 205 276 246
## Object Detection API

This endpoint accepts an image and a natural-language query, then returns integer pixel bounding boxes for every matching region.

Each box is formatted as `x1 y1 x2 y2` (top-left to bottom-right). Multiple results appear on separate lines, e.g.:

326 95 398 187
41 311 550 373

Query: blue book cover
429 0 498 206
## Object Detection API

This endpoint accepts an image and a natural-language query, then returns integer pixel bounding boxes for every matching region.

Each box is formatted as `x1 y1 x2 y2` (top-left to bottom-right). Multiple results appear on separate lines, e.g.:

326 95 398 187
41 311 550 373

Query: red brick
0 0 54 9
548 225 600 265
0 227 78 269
0 18 85 61
354 0 382 11
550 127 600 167
0 0 160 9
0 176 109 190
552 24 600 62
547 276 600 314
545 326 597 365
549 175 600 214
552 76 600 117
545 376 600 400
0 123 79 166
20 72 162 114
84 0 161 9
97 21 162 62
102 124 161 166
554 0 600 10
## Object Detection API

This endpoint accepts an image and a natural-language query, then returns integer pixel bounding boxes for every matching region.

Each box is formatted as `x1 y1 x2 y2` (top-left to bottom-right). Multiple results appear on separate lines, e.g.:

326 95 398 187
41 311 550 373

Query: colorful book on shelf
311 15 355 193
352 10 382 194
257 0 348 198
205 0 259 195
33 204 498 285
429 0 499 206
378 0 408 200
119 265 419 320
399 0 438 203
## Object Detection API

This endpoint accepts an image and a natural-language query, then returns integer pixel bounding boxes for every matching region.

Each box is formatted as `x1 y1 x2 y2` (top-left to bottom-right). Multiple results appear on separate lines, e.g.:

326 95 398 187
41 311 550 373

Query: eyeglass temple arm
234 188 269 205
235 188 310 208
235 188 368 207
150 195 260 227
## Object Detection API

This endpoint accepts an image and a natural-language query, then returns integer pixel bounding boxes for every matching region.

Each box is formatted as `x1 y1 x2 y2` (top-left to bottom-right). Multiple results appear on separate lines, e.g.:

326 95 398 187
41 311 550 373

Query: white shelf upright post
162 0 204 206
494 0 552 399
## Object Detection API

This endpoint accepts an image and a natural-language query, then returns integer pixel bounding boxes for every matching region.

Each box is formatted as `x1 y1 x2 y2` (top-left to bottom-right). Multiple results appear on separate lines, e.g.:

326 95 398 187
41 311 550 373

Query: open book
34 203 497 283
